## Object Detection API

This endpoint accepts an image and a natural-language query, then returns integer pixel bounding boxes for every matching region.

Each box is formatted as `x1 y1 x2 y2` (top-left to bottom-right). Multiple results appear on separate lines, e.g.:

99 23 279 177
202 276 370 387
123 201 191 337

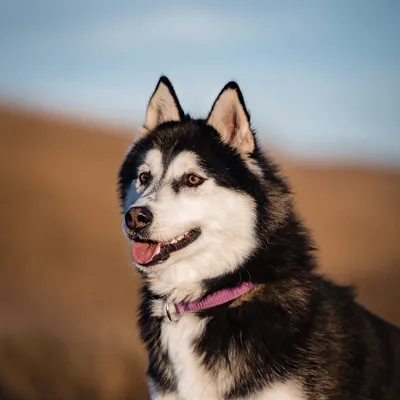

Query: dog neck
149 281 256 321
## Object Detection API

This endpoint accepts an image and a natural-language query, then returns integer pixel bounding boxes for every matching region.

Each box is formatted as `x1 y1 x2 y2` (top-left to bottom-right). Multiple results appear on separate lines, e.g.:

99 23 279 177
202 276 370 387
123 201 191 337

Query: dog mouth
131 228 201 267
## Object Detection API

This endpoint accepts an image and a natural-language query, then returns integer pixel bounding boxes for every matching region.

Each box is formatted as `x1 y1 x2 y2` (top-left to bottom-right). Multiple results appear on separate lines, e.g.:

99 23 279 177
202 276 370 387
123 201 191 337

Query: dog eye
139 172 151 185
184 174 204 187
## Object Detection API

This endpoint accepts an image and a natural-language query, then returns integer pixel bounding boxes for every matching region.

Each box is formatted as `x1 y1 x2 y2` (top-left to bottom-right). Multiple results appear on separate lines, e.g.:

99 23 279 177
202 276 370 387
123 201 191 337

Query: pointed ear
141 76 184 135
207 82 254 155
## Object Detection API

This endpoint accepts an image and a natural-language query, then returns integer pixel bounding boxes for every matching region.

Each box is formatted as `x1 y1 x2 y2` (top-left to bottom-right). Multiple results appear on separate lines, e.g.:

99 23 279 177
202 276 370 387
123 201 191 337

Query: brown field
0 106 399 399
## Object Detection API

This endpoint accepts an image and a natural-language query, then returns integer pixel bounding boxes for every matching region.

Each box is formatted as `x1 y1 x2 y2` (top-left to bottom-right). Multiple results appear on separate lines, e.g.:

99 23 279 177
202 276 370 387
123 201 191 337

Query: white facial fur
124 149 258 303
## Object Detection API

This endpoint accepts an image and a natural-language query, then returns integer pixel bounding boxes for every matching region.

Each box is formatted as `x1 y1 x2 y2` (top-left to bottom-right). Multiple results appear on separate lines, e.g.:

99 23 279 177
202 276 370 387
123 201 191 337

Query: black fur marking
171 178 181 194
118 119 272 208
118 79 400 399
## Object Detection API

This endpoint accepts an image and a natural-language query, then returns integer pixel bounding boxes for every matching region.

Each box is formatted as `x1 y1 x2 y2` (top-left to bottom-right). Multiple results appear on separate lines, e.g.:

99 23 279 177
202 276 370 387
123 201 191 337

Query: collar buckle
163 301 181 323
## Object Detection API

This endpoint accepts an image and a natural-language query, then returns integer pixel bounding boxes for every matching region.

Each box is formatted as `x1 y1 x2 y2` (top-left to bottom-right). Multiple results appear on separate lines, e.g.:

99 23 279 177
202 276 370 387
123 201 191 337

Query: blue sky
1 0 399 164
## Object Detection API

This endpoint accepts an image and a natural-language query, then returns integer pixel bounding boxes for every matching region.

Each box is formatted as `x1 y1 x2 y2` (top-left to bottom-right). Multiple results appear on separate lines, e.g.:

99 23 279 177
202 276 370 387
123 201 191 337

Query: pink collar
163 281 256 322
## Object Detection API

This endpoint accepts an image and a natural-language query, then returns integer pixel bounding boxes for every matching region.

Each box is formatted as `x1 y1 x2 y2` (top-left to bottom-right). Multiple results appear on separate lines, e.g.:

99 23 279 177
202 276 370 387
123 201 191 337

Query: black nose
125 207 153 231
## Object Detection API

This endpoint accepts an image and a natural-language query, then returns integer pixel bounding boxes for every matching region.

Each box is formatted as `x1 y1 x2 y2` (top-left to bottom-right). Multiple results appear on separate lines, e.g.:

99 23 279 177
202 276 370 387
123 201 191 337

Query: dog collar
163 281 256 322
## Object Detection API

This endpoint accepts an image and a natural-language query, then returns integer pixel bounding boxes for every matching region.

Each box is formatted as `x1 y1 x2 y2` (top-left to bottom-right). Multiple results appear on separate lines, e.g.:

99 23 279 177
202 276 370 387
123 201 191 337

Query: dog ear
141 76 184 135
207 82 254 155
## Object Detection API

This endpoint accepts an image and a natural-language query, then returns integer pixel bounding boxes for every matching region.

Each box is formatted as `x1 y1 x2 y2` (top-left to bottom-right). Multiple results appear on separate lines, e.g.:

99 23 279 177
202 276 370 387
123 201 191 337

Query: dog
118 76 400 399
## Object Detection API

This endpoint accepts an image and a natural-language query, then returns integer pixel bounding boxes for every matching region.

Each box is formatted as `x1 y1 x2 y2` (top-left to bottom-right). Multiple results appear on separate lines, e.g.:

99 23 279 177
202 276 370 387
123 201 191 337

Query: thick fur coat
118 77 400 399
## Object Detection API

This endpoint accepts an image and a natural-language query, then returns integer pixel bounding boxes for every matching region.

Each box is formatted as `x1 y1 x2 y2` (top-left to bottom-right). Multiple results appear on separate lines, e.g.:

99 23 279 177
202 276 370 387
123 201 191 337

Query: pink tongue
132 242 161 265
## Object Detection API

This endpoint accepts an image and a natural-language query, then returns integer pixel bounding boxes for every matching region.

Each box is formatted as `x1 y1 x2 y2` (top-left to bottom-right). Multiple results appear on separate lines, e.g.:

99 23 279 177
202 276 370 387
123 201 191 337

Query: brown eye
139 172 151 185
185 174 204 187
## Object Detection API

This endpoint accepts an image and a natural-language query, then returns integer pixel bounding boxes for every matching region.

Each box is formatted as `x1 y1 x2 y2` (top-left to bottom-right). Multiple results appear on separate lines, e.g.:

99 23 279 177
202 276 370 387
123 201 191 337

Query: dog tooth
171 239 177 244
177 235 184 241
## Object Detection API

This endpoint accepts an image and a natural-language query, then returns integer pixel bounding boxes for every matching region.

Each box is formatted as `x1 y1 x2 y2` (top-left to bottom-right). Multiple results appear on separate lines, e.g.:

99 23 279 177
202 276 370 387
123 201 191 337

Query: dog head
118 77 290 301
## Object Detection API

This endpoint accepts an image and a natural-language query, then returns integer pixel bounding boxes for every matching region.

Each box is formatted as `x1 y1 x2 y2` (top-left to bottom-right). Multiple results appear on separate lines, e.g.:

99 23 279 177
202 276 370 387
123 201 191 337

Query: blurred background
0 1 399 399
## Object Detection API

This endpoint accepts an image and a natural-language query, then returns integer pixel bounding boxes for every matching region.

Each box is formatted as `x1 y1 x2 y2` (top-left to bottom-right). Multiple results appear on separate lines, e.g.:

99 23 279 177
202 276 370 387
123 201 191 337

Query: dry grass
0 106 399 399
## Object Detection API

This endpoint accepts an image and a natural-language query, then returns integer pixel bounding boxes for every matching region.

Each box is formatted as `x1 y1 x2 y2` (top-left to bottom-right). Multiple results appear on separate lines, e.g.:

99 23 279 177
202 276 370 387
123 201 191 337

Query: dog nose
125 207 153 230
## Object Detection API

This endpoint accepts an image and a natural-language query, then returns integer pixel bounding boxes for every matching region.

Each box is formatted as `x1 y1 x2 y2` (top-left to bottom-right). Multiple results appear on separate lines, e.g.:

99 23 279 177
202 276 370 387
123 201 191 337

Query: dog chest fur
160 314 226 399
158 314 306 400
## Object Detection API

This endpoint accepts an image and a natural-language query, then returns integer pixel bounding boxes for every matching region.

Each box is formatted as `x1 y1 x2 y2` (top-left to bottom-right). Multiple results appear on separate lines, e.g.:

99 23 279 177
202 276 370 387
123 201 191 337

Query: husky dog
118 77 400 399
